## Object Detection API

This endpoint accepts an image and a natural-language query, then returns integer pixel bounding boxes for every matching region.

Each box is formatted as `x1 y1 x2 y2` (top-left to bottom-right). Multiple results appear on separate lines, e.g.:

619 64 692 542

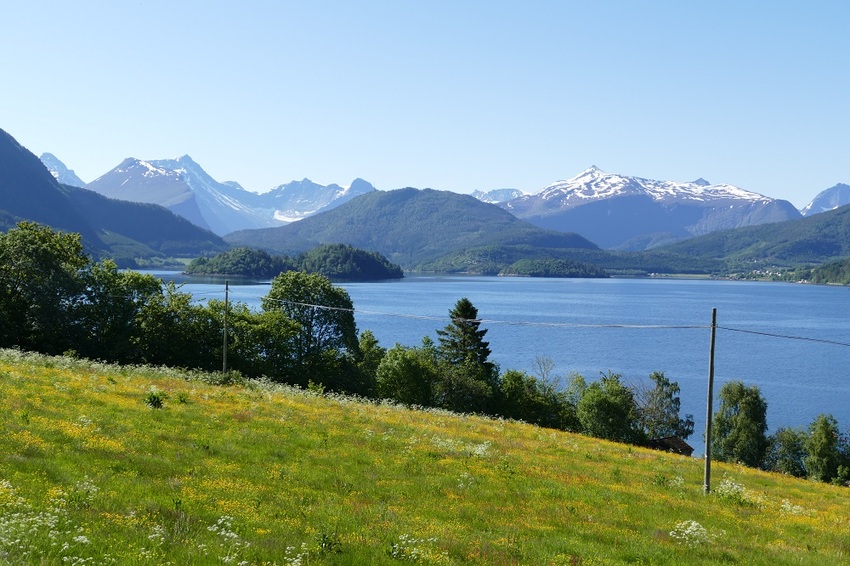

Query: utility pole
222 280 229 373
704 307 717 494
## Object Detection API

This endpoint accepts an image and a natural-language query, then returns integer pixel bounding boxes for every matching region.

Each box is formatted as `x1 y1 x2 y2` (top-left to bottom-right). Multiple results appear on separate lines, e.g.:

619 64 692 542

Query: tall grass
1 348 848 564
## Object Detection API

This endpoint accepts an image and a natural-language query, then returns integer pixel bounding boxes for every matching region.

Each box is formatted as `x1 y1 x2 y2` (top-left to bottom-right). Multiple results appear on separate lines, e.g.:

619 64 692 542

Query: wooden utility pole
222 280 229 373
704 307 717 494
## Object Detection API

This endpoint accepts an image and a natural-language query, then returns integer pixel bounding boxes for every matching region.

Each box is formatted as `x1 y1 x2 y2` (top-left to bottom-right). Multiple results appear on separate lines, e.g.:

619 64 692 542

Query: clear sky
2 1 847 208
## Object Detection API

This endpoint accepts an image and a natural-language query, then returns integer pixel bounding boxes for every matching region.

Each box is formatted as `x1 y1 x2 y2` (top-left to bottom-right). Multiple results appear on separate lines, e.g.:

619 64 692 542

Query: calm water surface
151 272 850 454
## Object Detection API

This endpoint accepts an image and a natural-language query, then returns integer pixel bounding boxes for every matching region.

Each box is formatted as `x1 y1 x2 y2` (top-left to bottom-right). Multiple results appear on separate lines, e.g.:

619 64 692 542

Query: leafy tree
763 427 808 478
261 271 359 387
0 222 88 354
74 260 163 362
499 369 577 431
634 371 694 440
805 414 841 483
375 342 438 406
136 282 221 370
711 381 769 468
576 372 644 444
353 330 385 396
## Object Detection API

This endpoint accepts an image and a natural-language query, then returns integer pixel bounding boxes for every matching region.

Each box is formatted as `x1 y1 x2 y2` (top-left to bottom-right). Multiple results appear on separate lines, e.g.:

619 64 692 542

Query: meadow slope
1 349 848 565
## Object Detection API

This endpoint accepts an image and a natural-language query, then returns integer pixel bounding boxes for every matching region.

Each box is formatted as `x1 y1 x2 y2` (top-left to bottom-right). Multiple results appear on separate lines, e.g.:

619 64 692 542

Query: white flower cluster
669 520 717 547
389 534 447 563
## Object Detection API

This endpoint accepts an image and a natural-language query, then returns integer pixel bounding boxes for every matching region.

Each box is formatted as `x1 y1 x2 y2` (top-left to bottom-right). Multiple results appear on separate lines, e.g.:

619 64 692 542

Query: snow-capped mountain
471 188 524 204
501 166 801 249
86 156 376 235
262 178 376 222
39 153 86 188
86 155 274 235
801 183 850 217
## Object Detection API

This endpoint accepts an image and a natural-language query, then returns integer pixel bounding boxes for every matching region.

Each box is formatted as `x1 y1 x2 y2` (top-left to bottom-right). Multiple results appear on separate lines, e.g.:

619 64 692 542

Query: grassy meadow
1 348 848 565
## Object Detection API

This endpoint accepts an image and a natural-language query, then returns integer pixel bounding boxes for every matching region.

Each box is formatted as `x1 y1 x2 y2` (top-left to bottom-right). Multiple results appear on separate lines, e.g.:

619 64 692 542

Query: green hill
2 349 848 564
225 188 599 269
658 204 850 270
186 244 404 281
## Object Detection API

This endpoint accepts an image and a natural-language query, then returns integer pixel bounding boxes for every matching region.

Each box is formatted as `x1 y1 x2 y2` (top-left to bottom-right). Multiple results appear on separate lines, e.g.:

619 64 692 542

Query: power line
717 326 850 348
208 295 850 348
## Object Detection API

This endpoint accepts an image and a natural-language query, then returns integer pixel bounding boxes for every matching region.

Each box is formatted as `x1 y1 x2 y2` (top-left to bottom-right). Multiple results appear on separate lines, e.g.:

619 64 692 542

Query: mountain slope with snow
39 153 87 188
471 188 524 204
501 166 801 249
801 183 850 217
261 178 376 222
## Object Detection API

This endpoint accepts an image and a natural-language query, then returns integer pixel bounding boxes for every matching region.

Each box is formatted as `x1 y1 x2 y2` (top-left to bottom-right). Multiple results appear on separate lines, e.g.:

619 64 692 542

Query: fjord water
157 272 850 454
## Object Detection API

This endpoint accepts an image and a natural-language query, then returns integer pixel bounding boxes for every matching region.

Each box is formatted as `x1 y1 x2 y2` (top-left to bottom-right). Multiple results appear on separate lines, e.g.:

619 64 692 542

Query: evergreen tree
436 297 495 374
434 298 499 412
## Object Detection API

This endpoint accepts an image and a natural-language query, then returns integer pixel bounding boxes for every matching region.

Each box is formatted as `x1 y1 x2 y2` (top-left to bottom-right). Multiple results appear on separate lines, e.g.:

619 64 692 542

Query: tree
0 222 88 354
261 271 359 387
353 330 385 396
74 260 163 363
499 369 577 430
711 381 768 468
805 414 841 483
137 282 222 370
436 298 494 371
634 371 694 440
763 427 808 478
576 372 644 444
375 342 438 407
434 298 499 412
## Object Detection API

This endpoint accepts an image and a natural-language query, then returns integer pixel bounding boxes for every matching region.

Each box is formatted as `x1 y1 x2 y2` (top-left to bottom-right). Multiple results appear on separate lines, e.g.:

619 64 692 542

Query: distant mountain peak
693 177 711 186
471 188 524 204
39 152 87 188
801 182 850 217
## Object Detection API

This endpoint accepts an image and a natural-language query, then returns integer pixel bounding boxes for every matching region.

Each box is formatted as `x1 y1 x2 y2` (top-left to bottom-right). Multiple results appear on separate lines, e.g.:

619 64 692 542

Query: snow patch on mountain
471 188 524 204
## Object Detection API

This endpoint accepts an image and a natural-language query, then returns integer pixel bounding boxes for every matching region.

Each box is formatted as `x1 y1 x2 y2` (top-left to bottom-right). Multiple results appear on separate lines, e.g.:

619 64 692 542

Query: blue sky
2 1 847 207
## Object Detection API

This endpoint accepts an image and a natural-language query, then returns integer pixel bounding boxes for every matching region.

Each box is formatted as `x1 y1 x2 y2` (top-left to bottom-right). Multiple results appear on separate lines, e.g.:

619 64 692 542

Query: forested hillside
225 188 599 268
659 204 850 269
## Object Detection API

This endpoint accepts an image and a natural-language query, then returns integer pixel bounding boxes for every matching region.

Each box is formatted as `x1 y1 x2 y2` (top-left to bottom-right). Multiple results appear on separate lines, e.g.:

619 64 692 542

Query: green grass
1 349 848 565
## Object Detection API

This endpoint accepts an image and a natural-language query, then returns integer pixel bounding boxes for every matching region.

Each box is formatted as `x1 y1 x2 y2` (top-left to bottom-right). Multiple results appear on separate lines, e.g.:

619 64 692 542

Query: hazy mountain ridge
470 188 524 204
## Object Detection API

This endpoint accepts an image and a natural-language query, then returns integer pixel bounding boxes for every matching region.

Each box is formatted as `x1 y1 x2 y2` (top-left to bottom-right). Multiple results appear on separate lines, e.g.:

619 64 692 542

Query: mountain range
40 150 850 253
58 155 376 236
497 166 802 249
0 129 227 265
